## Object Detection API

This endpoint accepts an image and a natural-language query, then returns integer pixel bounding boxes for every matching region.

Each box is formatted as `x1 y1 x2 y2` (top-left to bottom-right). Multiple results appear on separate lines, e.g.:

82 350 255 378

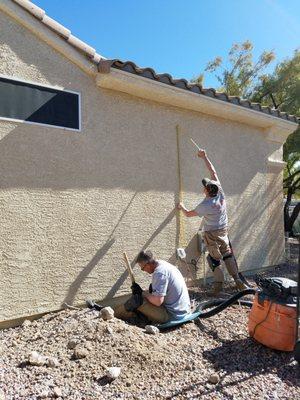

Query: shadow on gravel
202 334 298 386
96 376 114 386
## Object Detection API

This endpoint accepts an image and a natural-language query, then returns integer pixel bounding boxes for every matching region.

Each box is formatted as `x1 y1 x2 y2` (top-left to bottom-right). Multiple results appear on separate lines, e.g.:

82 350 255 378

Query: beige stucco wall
0 11 287 326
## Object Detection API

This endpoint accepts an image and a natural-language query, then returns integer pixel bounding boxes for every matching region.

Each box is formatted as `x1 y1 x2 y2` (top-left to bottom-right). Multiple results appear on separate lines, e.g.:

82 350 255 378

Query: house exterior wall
0 11 285 327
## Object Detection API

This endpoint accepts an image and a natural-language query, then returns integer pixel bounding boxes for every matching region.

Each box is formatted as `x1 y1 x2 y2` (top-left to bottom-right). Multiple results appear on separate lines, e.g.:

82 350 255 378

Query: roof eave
96 67 298 143
1 0 102 77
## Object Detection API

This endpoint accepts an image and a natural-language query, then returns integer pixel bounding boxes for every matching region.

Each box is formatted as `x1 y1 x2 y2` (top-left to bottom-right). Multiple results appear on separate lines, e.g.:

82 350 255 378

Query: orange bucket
248 293 297 351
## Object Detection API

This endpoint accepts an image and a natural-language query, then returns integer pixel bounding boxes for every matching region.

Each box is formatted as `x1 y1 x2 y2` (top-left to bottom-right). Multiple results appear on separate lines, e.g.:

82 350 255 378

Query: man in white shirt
113 250 191 323
177 148 247 296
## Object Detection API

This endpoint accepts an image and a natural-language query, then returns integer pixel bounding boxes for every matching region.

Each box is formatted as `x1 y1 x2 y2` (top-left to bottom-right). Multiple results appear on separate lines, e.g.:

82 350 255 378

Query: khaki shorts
113 295 170 324
203 227 231 260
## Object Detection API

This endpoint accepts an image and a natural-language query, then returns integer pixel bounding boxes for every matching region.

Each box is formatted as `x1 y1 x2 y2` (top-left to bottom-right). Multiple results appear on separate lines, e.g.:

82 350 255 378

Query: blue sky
35 0 299 88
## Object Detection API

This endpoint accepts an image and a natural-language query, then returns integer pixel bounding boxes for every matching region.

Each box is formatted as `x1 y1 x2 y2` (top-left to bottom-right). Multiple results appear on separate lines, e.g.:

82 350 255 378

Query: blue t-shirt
195 182 228 231
151 260 191 319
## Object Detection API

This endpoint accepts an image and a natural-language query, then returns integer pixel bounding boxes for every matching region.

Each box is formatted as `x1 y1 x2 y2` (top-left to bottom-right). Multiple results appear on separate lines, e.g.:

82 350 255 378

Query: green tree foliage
283 155 300 233
195 44 300 234
253 50 300 234
251 50 300 116
252 50 300 156
193 40 275 97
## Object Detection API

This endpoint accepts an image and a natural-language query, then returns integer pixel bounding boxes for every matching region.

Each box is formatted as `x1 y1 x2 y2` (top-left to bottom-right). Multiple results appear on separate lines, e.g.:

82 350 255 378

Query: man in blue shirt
178 148 247 296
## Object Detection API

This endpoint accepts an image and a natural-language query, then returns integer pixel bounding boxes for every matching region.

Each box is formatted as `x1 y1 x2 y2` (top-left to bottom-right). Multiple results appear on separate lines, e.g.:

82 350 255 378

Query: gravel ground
0 247 299 399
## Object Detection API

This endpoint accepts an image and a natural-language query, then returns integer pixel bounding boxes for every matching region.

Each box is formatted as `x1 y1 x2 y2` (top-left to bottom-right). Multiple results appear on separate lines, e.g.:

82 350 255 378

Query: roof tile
14 0 45 20
102 59 299 124
67 35 95 58
42 15 71 39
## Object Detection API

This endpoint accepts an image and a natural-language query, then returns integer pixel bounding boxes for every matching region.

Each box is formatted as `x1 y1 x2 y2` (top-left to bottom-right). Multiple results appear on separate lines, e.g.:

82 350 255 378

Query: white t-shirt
195 184 228 231
151 260 191 319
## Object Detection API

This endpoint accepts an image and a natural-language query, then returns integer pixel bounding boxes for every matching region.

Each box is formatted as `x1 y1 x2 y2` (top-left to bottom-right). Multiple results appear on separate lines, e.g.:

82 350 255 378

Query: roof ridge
101 59 299 124
12 0 105 63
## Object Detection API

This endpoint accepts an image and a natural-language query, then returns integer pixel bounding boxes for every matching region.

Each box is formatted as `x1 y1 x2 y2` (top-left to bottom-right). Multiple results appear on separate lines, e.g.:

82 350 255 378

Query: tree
251 50 300 116
283 154 300 233
195 45 300 234
193 40 275 97
252 50 300 235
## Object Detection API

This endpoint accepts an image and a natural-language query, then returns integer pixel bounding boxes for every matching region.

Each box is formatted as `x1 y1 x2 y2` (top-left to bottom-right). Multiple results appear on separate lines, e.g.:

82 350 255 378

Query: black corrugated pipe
196 288 256 318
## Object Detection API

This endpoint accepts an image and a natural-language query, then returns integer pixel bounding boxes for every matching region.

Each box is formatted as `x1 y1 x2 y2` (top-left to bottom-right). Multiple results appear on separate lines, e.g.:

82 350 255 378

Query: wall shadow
104 209 176 298
227 175 284 270
62 192 137 305
63 237 115 306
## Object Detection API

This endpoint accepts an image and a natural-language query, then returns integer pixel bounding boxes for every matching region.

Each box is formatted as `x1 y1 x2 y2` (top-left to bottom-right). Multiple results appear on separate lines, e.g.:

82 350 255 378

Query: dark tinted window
0 77 80 130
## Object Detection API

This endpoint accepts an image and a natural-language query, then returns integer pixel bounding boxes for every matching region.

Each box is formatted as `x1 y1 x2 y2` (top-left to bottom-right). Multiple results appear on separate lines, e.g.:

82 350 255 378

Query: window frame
0 74 81 132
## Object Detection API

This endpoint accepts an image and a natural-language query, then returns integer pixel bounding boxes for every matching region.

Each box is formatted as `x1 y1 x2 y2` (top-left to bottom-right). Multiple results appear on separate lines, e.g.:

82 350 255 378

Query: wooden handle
123 252 135 283
190 138 201 151
176 125 186 248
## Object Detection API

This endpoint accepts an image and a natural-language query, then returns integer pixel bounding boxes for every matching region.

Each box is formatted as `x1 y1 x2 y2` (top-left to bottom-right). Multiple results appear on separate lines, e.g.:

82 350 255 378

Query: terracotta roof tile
100 59 299 124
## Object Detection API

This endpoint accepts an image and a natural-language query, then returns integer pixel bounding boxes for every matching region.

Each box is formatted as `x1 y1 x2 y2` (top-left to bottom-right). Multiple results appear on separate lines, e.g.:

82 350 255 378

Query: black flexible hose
197 288 257 319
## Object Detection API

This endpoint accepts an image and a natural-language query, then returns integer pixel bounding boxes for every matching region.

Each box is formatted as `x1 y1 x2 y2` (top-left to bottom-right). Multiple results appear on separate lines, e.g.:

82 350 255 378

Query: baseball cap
202 178 219 196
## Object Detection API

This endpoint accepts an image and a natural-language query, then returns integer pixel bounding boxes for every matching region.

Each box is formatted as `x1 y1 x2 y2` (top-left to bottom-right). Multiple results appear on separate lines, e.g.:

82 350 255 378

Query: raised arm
198 149 219 182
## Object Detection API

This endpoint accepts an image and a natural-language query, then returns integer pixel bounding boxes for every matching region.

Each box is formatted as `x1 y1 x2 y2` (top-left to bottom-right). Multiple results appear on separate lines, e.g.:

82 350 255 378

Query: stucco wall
0 11 285 326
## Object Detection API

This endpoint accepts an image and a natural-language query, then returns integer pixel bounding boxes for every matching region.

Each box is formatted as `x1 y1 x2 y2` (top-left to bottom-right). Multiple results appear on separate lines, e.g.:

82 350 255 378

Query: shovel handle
123 252 135 283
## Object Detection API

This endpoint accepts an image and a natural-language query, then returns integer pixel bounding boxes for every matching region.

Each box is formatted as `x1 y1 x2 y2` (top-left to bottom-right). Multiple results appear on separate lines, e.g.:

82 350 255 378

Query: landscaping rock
105 326 114 335
67 339 78 349
106 367 121 380
73 347 89 360
28 351 47 366
100 307 114 321
46 356 60 368
145 325 159 335
53 386 62 398
208 373 220 384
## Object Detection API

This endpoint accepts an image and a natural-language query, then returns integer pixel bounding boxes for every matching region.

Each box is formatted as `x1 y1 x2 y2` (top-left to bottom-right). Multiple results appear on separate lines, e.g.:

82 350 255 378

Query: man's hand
197 149 206 158
131 282 143 296
177 202 198 218
197 149 219 181
124 293 143 311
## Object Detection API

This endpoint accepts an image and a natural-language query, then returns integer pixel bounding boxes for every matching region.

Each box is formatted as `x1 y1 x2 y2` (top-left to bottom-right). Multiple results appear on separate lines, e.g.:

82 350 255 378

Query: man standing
113 250 191 323
177 149 247 296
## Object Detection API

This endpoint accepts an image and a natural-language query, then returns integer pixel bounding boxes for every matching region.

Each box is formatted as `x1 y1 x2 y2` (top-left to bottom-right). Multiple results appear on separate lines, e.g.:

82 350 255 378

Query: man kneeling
114 250 191 323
